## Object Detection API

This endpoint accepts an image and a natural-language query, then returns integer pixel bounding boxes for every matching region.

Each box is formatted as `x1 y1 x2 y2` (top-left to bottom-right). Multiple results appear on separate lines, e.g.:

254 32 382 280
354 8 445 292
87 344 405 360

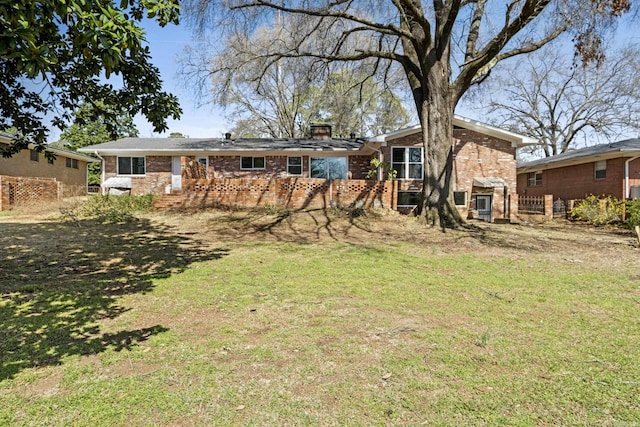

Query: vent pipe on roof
224 132 232 140
350 132 356 139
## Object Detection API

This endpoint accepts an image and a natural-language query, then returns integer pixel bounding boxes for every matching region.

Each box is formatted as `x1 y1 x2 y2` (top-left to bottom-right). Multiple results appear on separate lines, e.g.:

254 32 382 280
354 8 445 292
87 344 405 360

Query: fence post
544 195 554 218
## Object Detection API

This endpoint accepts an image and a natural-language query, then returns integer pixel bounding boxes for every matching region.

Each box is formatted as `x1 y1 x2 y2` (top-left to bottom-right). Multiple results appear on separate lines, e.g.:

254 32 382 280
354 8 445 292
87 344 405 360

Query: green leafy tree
55 102 139 185
185 0 632 228
0 0 182 156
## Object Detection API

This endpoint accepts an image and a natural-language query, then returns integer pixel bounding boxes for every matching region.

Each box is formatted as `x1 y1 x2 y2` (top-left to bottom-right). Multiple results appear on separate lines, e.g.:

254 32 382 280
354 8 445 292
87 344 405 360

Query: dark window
240 156 265 170
391 147 423 180
30 149 39 162
118 157 145 175
527 171 542 187
397 191 421 207
66 157 78 169
595 160 606 180
453 191 467 206
287 156 302 175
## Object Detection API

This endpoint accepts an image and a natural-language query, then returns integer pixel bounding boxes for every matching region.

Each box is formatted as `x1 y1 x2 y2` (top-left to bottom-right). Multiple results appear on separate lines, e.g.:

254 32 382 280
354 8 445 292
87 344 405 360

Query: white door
171 156 182 190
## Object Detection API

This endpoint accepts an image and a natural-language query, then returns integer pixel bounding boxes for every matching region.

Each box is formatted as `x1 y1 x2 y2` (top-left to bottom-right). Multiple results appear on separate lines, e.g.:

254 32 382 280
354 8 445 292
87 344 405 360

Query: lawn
1 207 639 426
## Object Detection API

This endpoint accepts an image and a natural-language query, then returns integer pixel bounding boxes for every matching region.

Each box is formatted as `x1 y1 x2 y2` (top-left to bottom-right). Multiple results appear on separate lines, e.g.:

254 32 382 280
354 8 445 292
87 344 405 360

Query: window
30 149 39 162
118 156 145 175
241 156 265 170
397 191 421 207
527 171 542 187
453 191 467 206
287 156 302 175
66 157 78 169
595 160 606 180
391 147 423 179
310 157 347 179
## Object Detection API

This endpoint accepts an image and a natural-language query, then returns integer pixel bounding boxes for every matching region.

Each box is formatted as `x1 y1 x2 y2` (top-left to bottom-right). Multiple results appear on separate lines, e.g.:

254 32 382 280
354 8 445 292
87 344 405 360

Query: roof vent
224 132 232 140
350 132 356 139
310 124 332 139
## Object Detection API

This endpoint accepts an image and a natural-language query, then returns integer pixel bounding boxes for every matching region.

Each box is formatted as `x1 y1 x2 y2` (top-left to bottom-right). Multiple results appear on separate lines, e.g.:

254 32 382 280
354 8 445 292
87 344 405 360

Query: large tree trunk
412 60 464 229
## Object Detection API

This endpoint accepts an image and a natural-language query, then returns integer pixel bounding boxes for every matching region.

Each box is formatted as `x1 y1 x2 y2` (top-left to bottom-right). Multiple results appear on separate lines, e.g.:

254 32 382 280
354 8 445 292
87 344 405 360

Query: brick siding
381 128 517 220
167 178 396 210
0 175 61 210
518 157 640 201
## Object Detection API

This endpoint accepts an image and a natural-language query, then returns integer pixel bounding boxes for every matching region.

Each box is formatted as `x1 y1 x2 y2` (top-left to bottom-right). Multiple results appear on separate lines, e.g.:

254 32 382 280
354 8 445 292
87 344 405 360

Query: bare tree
180 20 410 138
481 45 640 158
184 0 632 228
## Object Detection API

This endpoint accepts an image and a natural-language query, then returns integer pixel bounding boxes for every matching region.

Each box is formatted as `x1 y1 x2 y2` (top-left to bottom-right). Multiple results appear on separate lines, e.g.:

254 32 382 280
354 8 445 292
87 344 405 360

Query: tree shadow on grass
0 217 228 381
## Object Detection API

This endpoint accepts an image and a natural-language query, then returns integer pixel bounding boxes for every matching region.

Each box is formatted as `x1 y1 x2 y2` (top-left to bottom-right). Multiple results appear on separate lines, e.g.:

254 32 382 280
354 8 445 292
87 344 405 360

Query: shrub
77 194 154 223
626 198 640 230
569 194 624 226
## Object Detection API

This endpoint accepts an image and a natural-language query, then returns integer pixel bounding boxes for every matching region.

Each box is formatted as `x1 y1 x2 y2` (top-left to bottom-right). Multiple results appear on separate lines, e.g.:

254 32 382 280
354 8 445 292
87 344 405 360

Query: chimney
310 124 332 139
224 132 232 140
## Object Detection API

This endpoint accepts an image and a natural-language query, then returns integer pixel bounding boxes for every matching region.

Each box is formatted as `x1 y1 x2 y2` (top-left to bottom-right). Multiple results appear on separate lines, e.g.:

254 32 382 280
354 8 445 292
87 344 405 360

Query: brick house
372 117 535 221
517 139 640 202
0 132 98 209
79 117 534 221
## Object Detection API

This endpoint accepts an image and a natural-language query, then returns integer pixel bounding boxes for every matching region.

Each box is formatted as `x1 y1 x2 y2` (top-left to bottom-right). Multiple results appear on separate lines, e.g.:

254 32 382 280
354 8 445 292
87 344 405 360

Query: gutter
625 155 640 199
93 151 105 195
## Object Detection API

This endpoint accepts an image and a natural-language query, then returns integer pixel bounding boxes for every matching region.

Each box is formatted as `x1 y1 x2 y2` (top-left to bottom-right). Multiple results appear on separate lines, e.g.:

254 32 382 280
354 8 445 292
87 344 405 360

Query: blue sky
133 20 228 138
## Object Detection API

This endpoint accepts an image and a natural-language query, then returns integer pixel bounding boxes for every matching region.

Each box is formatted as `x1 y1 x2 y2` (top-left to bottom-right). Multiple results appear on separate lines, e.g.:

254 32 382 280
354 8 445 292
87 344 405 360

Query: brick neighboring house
79 117 535 221
517 139 640 202
0 132 98 209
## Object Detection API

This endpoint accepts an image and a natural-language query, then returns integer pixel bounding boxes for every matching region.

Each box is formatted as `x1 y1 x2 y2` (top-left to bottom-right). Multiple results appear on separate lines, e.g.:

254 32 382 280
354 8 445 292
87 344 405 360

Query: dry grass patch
1 207 639 426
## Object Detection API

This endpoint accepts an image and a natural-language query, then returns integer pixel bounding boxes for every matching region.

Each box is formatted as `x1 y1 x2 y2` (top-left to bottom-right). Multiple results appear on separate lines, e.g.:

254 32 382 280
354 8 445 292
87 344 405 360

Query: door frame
475 194 492 222
171 156 182 191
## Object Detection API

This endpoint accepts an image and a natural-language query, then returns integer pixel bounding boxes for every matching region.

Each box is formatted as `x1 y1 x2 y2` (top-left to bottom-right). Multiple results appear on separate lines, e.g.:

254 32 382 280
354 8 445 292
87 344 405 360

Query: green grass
1 211 639 426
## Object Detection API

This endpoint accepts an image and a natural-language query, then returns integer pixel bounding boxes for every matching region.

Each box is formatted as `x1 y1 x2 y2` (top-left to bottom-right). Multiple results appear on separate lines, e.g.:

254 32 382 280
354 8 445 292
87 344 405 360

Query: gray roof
78 136 371 155
518 139 640 171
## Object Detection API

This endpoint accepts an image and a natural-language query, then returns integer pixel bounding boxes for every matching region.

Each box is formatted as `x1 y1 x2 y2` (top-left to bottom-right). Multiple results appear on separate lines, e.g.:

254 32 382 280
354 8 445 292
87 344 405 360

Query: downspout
93 151 105 195
625 155 640 199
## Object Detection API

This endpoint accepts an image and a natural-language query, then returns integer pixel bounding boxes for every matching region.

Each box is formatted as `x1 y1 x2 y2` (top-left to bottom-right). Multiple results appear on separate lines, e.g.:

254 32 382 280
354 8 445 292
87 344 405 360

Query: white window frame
391 146 423 180
240 156 265 170
309 157 348 179
527 171 542 187
287 156 303 176
117 156 146 175
594 160 606 180
453 191 467 206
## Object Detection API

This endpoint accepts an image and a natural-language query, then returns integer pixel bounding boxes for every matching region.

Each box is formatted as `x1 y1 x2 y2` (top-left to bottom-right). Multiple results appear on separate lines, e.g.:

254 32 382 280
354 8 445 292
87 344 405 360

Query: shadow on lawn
0 217 228 381
214 207 378 243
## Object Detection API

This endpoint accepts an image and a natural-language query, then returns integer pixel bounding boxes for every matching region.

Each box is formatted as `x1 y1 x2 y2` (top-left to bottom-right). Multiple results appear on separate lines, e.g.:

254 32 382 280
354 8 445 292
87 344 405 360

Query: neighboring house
79 117 535 221
0 131 98 195
517 139 640 202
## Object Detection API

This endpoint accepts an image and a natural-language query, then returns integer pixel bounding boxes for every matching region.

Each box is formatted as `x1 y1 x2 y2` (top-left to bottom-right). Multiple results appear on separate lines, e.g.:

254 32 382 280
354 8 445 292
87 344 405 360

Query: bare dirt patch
149 207 637 260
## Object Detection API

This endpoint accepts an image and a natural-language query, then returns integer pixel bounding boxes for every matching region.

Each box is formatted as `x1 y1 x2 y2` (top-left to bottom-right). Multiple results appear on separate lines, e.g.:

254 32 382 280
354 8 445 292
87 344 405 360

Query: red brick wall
380 128 517 220
518 157 640 200
0 175 61 210
182 178 396 210
103 155 171 196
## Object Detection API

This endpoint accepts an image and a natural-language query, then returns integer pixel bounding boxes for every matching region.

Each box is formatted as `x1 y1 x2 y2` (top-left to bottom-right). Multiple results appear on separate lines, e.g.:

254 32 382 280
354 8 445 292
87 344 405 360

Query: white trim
287 156 303 176
240 156 266 170
371 114 537 147
117 156 146 176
